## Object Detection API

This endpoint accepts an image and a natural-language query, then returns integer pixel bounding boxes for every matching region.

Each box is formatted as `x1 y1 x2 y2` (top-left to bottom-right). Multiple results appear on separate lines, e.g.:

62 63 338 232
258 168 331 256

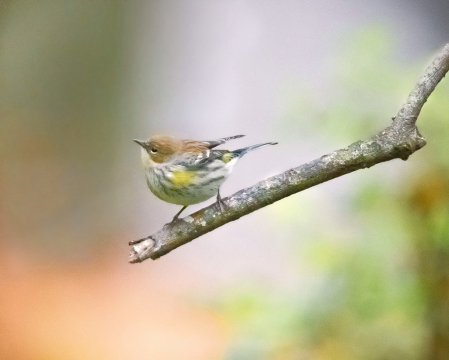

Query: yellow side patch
222 153 233 164
172 170 195 185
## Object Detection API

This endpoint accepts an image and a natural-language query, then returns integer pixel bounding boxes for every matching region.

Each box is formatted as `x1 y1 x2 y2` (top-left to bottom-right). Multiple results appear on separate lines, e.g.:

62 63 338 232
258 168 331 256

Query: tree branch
129 44 449 263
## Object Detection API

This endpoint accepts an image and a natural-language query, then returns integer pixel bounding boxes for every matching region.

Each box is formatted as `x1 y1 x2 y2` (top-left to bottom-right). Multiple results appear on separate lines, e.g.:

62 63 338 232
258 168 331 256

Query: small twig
129 44 449 263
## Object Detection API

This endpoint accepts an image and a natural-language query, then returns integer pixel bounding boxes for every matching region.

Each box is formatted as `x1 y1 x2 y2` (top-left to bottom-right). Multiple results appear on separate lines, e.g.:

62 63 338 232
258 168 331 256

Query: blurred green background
1 1 449 359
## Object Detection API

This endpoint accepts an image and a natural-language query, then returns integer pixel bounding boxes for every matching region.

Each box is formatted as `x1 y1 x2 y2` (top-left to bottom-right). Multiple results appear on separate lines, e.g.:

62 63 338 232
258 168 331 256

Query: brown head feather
145 135 181 163
182 140 209 153
144 135 207 163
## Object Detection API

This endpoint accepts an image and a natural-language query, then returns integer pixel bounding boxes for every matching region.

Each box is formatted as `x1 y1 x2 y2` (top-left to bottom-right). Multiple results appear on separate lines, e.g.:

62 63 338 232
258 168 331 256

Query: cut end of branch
128 249 141 263
128 239 155 263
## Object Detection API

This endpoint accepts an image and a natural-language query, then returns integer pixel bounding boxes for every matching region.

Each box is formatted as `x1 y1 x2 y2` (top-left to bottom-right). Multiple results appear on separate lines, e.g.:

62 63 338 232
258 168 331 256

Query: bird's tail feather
234 142 278 157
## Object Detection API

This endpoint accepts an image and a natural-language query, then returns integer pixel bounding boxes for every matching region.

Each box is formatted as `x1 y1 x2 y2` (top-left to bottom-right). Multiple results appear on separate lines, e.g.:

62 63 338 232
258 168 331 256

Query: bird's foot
167 205 188 226
171 215 184 223
162 215 185 230
215 196 228 213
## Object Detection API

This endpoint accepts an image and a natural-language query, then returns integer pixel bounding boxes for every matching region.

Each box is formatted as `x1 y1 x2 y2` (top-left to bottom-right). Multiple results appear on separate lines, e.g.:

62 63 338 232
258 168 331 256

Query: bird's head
134 135 211 168
133 134 182 165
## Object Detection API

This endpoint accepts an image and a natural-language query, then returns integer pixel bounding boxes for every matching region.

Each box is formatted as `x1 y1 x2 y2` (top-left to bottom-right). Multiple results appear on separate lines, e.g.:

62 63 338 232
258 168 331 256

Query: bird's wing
199 134 245 149
210 150 240 164
173 149 234 169
191 149 238 166
171 150 213 169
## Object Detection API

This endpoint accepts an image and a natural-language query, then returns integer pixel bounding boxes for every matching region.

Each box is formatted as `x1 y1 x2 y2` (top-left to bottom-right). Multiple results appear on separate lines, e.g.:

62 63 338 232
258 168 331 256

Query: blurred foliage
216 28 449 359
0 0 128 254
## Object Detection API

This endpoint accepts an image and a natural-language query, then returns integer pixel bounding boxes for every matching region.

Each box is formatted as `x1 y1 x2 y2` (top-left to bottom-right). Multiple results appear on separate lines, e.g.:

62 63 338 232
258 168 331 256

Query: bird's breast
169 169 196 186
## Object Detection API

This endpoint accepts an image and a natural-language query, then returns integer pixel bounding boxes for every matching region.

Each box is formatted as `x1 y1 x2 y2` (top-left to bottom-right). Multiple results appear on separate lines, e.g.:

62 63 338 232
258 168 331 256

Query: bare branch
129 44 449 263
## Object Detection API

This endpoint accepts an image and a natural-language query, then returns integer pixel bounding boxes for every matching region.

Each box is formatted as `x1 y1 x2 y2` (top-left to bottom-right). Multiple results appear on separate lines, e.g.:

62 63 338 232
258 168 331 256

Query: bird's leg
172 205 188 222
215 189 228 213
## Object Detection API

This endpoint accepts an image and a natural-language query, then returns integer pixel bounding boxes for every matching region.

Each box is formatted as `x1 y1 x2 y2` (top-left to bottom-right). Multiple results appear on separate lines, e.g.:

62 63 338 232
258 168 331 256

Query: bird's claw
215 197 228 213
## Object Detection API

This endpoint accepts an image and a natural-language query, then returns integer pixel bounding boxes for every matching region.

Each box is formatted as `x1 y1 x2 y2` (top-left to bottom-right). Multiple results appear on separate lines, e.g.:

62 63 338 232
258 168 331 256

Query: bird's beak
133 139 146 148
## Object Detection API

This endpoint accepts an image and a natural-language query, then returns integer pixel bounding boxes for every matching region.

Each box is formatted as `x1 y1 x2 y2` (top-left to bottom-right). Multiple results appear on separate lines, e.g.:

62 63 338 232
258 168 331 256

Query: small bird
133 134 277 223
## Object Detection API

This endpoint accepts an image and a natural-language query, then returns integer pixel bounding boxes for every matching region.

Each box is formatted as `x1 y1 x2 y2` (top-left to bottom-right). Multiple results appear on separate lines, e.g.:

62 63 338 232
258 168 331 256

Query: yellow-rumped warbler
133 134 277 222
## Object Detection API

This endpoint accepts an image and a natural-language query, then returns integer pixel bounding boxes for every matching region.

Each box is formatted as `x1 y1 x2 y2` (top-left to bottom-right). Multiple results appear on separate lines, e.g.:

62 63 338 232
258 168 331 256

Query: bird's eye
150 148 158 154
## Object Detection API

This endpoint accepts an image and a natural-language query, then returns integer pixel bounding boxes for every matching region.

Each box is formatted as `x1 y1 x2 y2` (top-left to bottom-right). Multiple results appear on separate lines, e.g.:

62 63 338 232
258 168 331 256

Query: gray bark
129 44 449 263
